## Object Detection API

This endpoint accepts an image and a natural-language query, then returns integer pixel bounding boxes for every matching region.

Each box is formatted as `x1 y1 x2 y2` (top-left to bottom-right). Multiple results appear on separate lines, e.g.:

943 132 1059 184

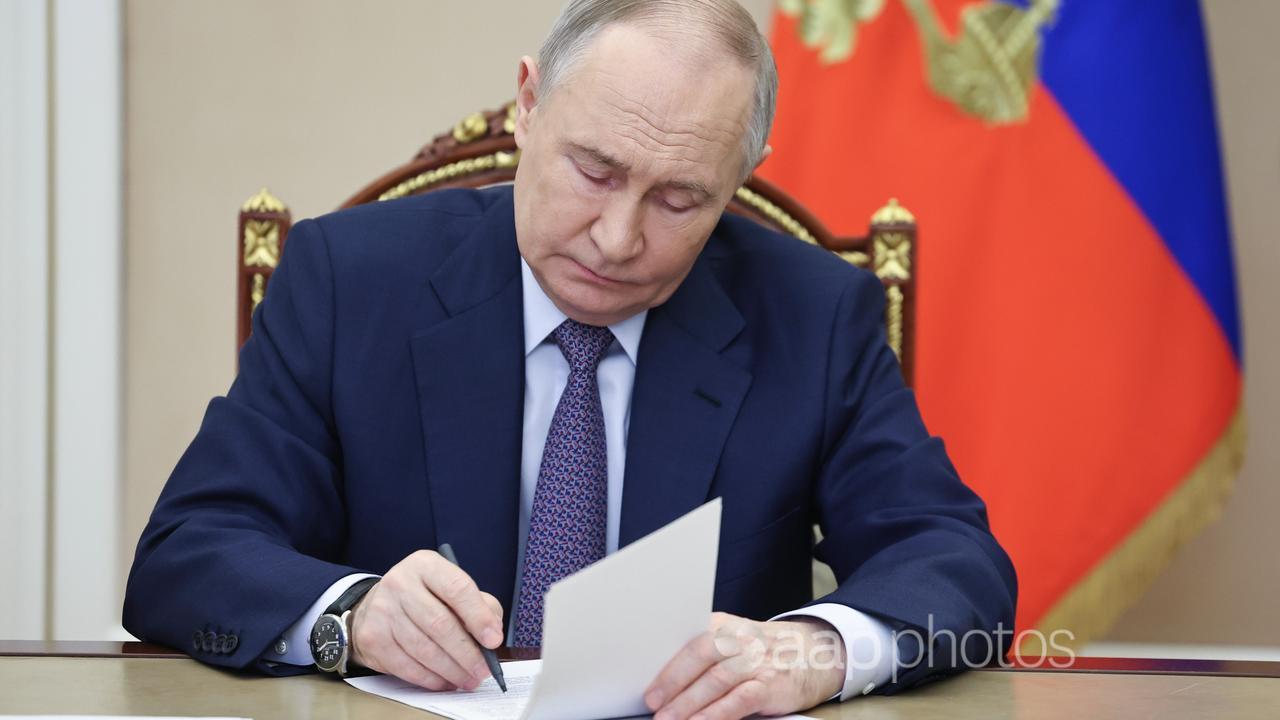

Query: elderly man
124 0 1016 718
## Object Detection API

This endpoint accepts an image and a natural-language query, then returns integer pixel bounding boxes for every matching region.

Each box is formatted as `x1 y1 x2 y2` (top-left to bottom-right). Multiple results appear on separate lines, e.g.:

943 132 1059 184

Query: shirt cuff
772 603 896 701
266 572 380 666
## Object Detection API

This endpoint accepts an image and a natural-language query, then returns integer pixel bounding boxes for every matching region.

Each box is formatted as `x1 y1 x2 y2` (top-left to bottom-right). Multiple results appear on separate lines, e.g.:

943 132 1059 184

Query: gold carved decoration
781 0 1058 125
734 187 872 268
885 285 904 359
837 250 870 267
243 219 281 269
378 150 522 202
734 186 817 245
241 187 286 214
873 231 911 282
871 197 915 225
503 103 518 135
250 273 266 313
452 112 489 144
869 199 913 358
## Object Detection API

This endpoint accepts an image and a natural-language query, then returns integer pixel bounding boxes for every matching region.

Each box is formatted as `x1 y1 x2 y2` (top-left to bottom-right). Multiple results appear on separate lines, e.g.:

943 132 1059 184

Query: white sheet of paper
347 499 723 720
346 663 816 720
347 659 541 720
521 499 721 720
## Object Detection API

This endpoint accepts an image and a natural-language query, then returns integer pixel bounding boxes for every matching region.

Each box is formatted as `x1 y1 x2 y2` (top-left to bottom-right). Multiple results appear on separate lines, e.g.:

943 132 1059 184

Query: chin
555 283 637 326
563 303 630 327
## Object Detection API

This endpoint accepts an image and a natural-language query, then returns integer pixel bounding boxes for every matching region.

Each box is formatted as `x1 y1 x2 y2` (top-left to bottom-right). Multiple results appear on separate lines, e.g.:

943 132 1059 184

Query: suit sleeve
811 271 1018 692
123 219 363 674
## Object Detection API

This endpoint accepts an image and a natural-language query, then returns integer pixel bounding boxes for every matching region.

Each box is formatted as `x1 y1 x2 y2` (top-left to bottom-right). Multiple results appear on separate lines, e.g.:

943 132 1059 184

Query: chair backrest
237 103 918 383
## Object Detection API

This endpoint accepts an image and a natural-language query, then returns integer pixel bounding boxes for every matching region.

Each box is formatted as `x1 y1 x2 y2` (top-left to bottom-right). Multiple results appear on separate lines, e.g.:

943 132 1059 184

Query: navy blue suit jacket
124 186 1015 690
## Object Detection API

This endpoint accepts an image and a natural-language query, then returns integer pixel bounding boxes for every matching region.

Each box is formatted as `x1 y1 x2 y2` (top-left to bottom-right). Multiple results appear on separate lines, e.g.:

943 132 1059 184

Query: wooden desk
2 643 1278 719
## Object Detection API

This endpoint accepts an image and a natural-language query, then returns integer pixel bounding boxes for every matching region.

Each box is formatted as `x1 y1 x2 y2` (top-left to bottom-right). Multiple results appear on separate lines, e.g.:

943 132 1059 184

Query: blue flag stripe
1036 0 1241 360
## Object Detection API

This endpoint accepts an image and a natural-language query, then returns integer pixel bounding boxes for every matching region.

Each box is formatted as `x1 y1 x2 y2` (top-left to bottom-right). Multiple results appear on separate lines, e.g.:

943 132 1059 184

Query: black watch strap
324 577 379 616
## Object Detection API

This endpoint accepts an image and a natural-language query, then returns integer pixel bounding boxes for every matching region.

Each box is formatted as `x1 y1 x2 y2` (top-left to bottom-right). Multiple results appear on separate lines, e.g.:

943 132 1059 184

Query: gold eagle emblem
781 0 1059 124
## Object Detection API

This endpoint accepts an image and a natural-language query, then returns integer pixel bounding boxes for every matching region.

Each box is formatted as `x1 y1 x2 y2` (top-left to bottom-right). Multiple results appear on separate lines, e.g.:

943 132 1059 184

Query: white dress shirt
272 259 894 699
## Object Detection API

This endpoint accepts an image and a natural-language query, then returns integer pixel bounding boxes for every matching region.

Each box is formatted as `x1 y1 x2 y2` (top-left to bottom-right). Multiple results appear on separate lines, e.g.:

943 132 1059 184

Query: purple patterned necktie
512 319 615 648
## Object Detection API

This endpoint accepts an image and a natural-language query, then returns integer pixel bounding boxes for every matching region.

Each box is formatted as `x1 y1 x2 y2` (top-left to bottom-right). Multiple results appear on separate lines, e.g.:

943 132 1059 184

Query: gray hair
537 0 778 182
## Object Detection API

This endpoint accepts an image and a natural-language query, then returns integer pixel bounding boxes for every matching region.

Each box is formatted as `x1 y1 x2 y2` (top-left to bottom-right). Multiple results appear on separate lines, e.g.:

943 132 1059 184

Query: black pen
437 543 508 692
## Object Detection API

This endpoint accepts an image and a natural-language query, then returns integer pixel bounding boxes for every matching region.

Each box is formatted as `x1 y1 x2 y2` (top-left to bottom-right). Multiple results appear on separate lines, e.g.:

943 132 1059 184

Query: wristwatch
310 577 379 675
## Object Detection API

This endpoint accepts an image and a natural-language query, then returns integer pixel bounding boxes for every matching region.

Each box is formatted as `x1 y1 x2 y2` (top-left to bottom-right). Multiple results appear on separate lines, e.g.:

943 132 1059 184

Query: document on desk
348 660 540 720
348 499 722 720
347 665 812 720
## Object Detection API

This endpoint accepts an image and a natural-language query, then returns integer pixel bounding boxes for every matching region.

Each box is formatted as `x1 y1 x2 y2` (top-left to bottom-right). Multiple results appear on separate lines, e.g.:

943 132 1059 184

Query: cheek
646 211 716 259
636 221 710 285
526 178 598 255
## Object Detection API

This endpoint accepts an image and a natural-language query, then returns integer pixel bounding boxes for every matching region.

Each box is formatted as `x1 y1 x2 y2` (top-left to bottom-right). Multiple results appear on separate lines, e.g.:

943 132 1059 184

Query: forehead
547 23 754 183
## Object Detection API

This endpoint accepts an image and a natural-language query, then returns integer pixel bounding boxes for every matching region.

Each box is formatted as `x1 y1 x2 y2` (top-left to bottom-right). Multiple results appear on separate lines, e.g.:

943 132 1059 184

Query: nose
589 193 644 265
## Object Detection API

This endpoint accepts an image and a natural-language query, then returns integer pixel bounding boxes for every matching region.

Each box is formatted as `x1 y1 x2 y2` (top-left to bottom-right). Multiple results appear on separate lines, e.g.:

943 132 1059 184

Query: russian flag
761 0 1243 646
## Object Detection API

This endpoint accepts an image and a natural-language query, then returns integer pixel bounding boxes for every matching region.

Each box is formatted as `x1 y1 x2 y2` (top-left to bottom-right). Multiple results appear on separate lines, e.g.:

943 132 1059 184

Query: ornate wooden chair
238 102 918 384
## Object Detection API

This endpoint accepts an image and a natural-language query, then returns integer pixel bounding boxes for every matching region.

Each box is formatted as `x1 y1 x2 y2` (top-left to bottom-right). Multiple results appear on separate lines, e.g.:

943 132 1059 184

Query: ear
754 144 773 169
514 56 541 149
740 144 772 184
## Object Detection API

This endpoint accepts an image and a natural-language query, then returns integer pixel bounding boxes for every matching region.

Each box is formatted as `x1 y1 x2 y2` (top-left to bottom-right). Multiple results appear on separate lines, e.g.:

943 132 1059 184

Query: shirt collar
521 258 646 363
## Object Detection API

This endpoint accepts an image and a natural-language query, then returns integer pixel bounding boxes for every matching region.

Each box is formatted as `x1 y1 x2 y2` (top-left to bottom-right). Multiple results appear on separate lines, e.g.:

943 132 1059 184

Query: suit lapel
408 195 754 602
619 255 753 547
409 191 523 615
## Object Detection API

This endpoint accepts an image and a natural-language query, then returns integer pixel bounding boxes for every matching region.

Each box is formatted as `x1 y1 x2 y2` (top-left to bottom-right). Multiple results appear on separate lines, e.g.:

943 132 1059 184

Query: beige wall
124 1 1278 645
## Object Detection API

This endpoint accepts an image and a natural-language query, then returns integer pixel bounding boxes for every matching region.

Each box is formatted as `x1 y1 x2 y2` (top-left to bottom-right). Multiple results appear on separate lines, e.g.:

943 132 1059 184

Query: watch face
310 615 347 671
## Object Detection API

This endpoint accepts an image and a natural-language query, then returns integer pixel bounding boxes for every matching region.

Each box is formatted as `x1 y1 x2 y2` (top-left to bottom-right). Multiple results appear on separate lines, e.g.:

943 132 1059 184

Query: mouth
569 258 623 285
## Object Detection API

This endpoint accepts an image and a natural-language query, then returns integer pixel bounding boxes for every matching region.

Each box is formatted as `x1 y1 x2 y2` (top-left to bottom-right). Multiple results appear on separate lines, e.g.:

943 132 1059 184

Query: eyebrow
570 141 627 171
566 141 717 203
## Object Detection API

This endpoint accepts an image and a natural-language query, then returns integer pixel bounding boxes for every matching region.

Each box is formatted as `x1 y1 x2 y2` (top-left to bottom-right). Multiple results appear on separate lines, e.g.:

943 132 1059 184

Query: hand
349 550 504 691
644 612 846 720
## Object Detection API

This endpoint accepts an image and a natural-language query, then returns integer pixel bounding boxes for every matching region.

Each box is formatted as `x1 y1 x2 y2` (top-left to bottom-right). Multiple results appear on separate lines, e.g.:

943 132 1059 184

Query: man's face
512 24 755 327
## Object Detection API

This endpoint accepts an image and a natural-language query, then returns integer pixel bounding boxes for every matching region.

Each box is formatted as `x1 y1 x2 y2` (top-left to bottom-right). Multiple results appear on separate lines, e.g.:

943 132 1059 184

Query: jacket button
215 633 229 654
191 631 203 652
273 638 288 656
225 634 239 654
202 631 216 653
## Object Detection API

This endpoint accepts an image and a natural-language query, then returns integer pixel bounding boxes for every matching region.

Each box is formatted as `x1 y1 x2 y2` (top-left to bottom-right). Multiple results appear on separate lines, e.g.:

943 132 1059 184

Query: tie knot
552 319 614 373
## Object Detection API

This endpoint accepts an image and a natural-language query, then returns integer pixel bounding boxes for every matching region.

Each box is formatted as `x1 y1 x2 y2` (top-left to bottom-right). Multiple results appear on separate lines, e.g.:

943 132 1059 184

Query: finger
709 612 736 631
654 655 753 720
479 592 504 624
392 609 481 690
420 554 504 647
476 592 504 647
685 677 768 720
375 633 455 692
401 585 491 686
645 632 723 711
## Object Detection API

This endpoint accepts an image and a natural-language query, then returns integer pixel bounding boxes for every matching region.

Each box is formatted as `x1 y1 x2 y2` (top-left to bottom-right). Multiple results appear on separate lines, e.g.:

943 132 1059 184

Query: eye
657 194 697 214
576 163 610 185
